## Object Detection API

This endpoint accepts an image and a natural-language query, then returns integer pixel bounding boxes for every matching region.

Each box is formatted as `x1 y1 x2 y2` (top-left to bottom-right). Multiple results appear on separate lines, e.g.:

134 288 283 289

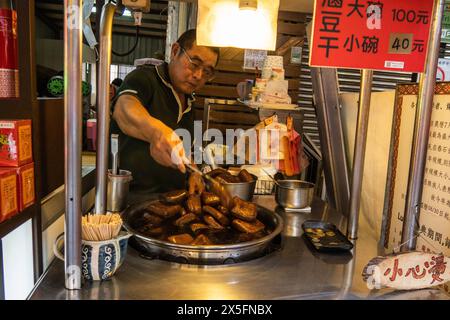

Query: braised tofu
216 173 241 183
146 201 182 219
201 192 221 206
203 205 230 226
190 223 210 233
186 195 202 215
232 219 265 234
174 213 197 227
206 168 228 178
231 197 257 222
160 189 188 204
238 169 254 182
204 215 225 230
167 233 194 245
138 225 165 237
191 234 213 245
141 212 163 226
217 205 229 215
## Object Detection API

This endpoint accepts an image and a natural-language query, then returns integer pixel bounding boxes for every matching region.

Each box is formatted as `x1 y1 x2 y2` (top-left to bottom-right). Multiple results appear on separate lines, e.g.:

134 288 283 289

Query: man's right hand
148 120 187 173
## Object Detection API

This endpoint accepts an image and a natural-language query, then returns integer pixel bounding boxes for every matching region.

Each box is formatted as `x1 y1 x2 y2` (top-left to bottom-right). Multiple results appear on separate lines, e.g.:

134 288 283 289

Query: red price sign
309 0 434 72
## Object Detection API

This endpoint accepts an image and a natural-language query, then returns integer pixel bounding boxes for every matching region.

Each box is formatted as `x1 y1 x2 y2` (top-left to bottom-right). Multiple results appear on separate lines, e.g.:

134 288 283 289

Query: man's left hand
188 172 205 195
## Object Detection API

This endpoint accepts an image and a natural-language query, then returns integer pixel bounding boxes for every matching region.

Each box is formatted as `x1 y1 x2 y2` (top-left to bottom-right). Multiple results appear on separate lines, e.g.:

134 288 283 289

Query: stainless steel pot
121 199 283 265
221 173 257 201
275 180 314 209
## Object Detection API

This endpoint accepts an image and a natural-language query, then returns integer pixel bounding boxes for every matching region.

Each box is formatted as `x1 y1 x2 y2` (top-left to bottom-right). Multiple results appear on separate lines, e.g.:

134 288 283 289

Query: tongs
184 162 233 209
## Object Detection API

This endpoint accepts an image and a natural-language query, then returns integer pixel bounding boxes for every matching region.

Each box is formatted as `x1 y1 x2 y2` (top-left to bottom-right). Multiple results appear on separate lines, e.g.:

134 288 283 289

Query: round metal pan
121 199 284 265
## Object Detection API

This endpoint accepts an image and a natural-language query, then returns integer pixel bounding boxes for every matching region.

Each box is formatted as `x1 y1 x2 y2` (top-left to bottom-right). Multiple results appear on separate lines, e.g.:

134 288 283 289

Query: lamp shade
197 0 280 51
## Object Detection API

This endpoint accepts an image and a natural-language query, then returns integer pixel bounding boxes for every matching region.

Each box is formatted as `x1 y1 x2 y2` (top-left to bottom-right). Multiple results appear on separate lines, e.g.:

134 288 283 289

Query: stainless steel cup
275 180 315 209
107 169 132 212
221 174 257 201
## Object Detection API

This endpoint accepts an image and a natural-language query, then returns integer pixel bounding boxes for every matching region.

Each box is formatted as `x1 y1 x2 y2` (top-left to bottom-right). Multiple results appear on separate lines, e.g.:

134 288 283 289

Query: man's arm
113 94 158 142
113 94 186 172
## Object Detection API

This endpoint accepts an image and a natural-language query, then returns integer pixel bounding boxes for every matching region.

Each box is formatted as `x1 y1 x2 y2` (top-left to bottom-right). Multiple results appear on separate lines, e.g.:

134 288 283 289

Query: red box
0 168 18 223
16 162 35 212
0 119 33 167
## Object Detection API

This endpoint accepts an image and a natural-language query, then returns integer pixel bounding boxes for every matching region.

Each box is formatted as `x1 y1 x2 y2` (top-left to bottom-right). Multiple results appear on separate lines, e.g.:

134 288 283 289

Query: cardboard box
0 119 33 167
0 168 18 223
16 162 35 212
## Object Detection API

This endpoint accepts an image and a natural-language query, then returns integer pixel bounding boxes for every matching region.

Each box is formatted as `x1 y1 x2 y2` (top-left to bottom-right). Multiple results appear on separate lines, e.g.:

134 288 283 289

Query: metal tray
121 199 284 265
301 220 353 252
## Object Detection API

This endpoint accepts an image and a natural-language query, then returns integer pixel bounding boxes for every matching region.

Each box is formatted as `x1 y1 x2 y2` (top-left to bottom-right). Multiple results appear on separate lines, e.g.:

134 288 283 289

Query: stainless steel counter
29 195 450 300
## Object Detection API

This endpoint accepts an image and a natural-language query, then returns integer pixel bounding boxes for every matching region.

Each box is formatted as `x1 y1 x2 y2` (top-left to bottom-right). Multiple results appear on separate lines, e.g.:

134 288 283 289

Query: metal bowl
275 180 315 209
121 199 283 265
220 173 257 201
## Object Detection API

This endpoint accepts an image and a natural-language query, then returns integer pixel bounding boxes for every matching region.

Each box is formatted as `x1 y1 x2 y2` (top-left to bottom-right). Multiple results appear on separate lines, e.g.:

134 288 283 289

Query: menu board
310 0 434 72
384 83 450 258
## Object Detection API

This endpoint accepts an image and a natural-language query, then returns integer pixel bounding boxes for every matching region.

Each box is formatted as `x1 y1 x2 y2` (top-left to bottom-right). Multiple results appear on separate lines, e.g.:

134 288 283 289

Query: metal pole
64 0 82 289
165 1 180 63
401 0 444 252
347 69 373 240
310 67 351 216
94 2 116 214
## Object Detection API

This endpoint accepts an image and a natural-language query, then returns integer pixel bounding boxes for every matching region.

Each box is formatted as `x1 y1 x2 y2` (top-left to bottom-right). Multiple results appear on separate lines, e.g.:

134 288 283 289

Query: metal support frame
401 0 444 251
64 0 83 289
165 0 192 62
94 2 116 214
310 67 351 217
187 1 198 30
347 69 373 240
165 1 180 62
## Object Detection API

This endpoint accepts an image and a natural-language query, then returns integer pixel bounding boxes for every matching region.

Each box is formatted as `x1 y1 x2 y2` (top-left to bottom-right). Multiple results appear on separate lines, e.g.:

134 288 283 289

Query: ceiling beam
53 21 166 39
42 12 167 31
35 2 169 16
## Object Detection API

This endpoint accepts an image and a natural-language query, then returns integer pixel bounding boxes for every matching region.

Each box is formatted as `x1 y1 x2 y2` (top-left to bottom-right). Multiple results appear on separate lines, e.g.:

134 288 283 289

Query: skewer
81 213 123 241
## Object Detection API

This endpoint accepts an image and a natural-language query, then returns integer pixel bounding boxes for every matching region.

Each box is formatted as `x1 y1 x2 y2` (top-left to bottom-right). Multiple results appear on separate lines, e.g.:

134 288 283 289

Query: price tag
389 33 413 54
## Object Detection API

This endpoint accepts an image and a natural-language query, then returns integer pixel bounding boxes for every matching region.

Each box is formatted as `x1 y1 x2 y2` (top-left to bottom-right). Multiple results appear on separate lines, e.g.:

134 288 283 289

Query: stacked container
0 119 34 223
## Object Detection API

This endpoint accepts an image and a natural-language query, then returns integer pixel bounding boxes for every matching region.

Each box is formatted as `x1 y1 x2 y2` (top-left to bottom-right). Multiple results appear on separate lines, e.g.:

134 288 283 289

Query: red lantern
0 0 18 98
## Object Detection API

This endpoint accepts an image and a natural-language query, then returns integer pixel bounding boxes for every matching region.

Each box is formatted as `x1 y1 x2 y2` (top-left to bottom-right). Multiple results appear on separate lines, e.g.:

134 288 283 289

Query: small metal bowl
221 173 257 201
275 180 315 209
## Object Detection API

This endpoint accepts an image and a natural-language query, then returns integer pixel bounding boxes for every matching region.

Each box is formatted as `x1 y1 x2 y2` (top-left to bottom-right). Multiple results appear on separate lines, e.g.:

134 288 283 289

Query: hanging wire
111 25 140 57
160 5 169 16
393 204 443 254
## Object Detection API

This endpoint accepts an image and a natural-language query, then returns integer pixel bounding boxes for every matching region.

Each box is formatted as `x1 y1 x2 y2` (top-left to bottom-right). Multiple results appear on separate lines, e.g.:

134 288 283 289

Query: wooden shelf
0 205 36 239
0 100 37 119
0 1 43 283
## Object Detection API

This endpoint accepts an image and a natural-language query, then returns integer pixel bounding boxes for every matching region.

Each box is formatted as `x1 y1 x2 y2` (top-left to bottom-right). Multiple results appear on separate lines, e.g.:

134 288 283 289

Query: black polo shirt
110 62 195 194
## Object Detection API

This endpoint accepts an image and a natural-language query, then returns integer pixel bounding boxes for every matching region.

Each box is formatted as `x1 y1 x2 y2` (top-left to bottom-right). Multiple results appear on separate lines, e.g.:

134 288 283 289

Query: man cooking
110 29 220 199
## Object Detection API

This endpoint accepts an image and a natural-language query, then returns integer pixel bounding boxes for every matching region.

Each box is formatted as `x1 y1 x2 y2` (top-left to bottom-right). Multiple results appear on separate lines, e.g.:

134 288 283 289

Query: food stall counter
29 195 450 300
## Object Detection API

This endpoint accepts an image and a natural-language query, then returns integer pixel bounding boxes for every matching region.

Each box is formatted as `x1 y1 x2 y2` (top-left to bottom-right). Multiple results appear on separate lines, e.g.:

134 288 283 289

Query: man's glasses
180 46 215 81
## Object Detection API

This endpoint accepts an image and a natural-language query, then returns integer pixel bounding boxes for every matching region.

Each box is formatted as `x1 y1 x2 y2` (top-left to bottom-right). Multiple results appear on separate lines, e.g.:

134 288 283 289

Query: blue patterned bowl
81 232 132 281
54 232 132 281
